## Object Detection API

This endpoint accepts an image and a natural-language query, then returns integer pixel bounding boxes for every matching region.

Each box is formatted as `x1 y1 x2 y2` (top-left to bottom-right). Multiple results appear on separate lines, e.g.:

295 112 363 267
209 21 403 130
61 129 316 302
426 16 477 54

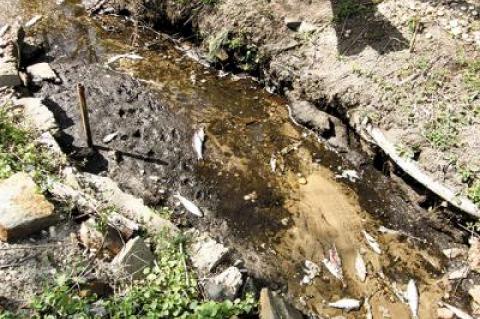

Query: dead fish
355 252 367 282
406 279 419 319
363 230 382 254
102 132 118 144
192 128 205 160
336 169 360 182
365 297 373 319
270 154 277 173
438 302 474 319
174 194 203 217
301 260 320 285
25 15 42 28
322 245 343 282
106 53 143 65
0 24 10 37
328 298 362 311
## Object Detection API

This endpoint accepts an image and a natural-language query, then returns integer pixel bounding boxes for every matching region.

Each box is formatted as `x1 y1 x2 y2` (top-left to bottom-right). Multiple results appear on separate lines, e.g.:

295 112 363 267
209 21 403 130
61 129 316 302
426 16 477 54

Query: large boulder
0 172 56 241
14 97 57 132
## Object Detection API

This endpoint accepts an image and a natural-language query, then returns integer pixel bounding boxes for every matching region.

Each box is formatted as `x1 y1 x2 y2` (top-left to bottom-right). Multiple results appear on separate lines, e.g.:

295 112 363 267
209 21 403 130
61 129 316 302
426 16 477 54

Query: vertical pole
77 83 93 148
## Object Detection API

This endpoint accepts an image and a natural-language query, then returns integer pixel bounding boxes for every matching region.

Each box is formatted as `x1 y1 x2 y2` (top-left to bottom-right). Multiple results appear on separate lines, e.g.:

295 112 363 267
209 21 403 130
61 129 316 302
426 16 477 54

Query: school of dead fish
183 125 475 318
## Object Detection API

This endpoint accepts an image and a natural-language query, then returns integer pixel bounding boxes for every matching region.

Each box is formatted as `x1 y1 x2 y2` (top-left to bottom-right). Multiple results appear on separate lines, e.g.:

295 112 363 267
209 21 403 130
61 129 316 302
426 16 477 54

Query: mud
1 0 478 318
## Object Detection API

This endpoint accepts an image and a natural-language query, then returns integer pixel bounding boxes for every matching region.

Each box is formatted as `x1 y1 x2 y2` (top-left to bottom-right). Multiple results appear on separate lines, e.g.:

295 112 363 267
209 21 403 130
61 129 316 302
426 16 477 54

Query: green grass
424 110 464 151
468 180 480 205
18 233 256 318
333 0 371 22
0 106 58 183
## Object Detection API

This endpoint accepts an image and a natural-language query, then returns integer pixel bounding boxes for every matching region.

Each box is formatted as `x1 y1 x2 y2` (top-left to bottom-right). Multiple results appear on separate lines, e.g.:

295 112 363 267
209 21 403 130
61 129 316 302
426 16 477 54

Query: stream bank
1 0 480 318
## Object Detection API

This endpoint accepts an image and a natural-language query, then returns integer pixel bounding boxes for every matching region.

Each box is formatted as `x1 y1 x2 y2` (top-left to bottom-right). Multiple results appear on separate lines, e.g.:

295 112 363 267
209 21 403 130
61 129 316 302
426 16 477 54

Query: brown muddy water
0 0 470 318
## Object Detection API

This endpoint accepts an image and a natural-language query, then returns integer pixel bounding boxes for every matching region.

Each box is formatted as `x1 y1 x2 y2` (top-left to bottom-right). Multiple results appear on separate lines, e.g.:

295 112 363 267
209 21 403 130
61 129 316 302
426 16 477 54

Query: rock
259 288 303 319
0 62 21 88
37 132 63 155
288 100 332 136
0 172 56 241
81 173 177 234
437 307 454 319
469 285 480 305
79 218 124 256
298 177 307 185
298 22 318 33
468 237 480 273
442 247 467 259
204 266 243 301
448 266 469 280
26 62 59 85
111 236 154 279
14 97 57 132
285 18 302 31
191 236 229 273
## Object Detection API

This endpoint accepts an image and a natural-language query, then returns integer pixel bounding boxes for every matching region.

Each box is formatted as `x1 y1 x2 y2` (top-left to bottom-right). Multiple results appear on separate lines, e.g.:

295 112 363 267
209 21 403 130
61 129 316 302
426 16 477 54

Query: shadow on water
330 0 408 55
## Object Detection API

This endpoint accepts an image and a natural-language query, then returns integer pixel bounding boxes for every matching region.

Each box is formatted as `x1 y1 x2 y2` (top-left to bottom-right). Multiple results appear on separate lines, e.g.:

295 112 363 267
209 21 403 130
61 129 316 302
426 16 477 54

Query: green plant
333 0 370 22
0 106 58 182
28 233 257 318
468 180 480 204
424 110 464 151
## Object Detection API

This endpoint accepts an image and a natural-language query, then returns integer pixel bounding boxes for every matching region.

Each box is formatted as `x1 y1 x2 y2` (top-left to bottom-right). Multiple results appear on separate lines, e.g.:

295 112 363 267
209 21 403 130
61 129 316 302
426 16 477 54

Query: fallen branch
367 126 480 218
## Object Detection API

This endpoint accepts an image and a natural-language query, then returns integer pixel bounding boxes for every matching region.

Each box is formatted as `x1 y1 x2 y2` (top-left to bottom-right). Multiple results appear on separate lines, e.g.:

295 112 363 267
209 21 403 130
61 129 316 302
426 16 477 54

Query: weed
0 106 59 183
468 180 480 205
28 233 257 318
424 110 464 151
333 0 370 22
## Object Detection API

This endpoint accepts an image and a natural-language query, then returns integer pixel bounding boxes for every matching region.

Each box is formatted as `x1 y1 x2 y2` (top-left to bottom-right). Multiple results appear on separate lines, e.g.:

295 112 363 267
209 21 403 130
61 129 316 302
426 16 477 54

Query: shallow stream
0 1 466 317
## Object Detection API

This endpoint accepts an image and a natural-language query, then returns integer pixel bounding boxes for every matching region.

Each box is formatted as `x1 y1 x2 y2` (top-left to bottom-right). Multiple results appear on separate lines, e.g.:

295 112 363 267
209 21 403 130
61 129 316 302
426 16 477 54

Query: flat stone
469 285 480 305
0 62 21 88
259 288 303 319
111 236 154 279
204 266 243 301
190 236 229 273
437 307 454 319
15 97 57 132
468 237 480 273
0 172 55 241
26 62 59 84
285 18 302 31
442 247 467 259
288 100 332 135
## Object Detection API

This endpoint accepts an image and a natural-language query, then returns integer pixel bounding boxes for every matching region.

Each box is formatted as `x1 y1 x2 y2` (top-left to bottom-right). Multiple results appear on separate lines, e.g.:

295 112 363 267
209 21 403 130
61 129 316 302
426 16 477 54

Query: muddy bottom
1 0 473 317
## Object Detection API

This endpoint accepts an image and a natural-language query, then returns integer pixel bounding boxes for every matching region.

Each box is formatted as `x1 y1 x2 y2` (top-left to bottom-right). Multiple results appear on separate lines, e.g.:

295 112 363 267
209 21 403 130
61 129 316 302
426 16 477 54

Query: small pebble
298 177 307 185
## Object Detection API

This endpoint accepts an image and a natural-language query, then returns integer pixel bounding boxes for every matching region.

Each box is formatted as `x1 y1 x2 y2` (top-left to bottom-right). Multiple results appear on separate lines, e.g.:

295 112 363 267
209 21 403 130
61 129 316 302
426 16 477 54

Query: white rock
15 97 57 132
190 237 229 273
448 266 469 280
102 132 118 144
204 266 243 300
25 15 42 28
26 62 59 84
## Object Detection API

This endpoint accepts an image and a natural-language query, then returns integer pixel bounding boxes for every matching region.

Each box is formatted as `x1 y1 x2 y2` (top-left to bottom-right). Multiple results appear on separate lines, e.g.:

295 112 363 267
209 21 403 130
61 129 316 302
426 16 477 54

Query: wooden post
77 83 93 148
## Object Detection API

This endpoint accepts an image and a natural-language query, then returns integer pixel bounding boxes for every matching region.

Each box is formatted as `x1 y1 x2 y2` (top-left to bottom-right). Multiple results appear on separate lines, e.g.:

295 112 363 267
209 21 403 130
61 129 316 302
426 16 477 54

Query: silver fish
322 245 343 282
355 252 367 282
363 230 382 254
25 15 42 28
438 302 474 319
406 279 419 319
174 194 203 217
270 154 277 173
192 128 205 160
328 298 362 311
365 297 373 319
106 53 143 65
